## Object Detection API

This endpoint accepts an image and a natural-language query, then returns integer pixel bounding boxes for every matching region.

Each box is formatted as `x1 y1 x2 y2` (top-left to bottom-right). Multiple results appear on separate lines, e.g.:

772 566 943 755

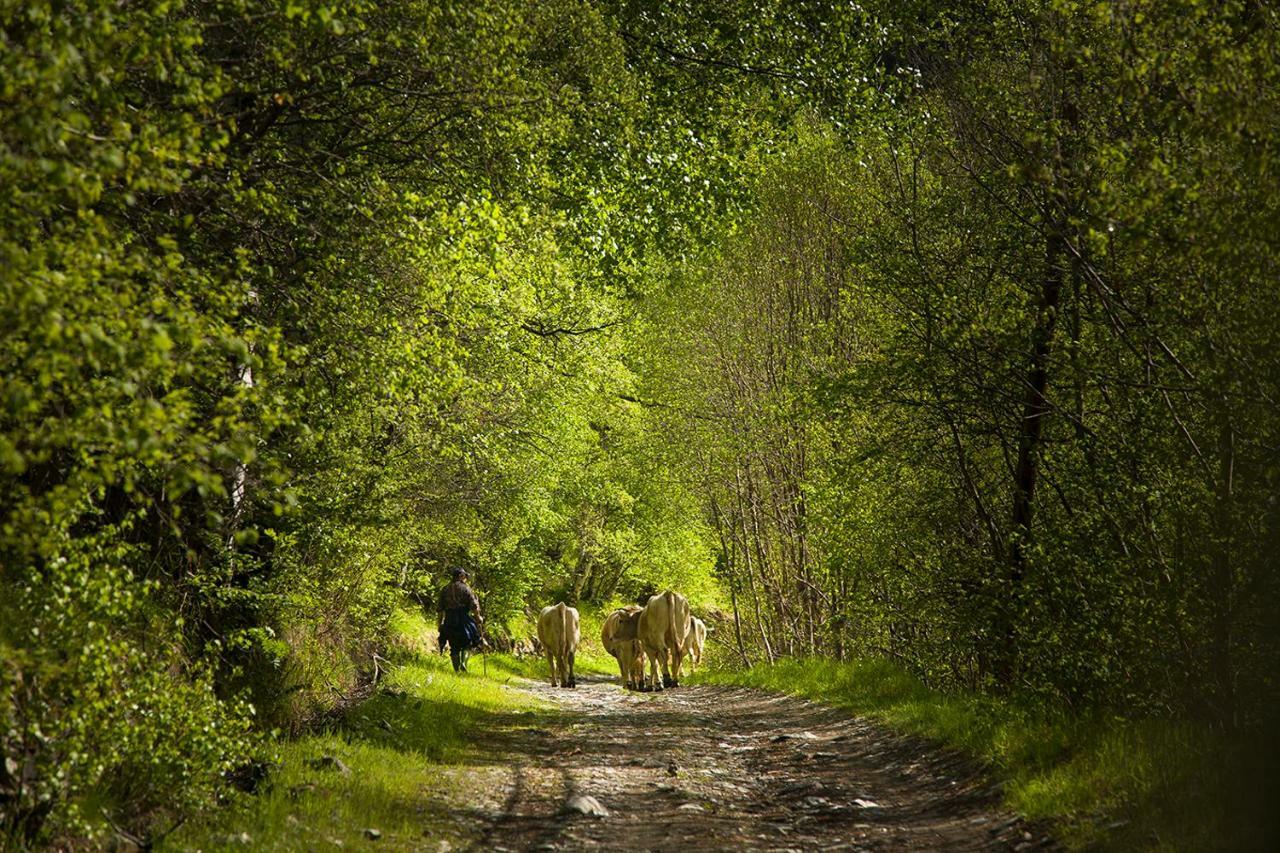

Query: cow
601 605 645 690
536 602 580 688
680 615 708 677
637 590 692 691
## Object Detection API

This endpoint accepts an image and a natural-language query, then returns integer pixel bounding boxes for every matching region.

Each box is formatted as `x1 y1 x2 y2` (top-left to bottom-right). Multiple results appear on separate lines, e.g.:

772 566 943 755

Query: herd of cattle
535 590 707 691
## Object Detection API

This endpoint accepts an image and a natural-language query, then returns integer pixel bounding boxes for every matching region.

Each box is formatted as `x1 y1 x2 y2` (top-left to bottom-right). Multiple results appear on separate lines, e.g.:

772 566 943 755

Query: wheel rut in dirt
467 676 1058 851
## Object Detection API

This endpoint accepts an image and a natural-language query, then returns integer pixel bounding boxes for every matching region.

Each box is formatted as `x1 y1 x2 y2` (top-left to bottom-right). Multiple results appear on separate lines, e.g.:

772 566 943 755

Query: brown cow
601 605 645 690
637 590 692 691
680 615 708 677
536 602 580 688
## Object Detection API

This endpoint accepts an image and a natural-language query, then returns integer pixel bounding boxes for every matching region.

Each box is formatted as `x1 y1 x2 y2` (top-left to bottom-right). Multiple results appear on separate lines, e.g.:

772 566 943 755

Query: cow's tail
600 613 613 654
560 603 573 659
670 590 691 654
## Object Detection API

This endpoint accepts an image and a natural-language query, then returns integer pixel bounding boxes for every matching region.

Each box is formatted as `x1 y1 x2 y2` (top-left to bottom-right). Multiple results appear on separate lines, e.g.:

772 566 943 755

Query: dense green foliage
642 0 1280 723
2 0 1277 846
1 0 724 842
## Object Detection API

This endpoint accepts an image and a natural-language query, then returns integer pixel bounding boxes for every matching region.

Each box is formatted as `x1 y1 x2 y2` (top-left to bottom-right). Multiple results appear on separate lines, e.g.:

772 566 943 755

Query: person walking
437 567 484 672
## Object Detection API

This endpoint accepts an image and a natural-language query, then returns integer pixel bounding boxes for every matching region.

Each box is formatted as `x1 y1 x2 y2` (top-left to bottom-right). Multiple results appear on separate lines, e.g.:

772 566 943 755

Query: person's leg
458 646 470 672
449 642 463 672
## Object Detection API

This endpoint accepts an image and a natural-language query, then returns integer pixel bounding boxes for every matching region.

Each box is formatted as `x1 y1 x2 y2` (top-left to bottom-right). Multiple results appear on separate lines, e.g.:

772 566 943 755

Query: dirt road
448 675 1057 852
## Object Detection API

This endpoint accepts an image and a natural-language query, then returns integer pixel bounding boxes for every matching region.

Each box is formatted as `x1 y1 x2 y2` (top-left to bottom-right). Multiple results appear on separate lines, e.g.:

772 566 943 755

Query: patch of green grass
698 658 1278 851
165 615 555 851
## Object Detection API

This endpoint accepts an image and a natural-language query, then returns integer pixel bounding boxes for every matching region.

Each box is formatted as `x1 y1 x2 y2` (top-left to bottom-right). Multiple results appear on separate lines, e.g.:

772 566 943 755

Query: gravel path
457 674 1058 852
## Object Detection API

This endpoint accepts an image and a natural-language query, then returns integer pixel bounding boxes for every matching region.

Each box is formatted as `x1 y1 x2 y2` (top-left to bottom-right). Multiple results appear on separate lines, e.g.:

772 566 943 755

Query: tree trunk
711 496 752 667
1211 412 1237 727
997 228 1066 685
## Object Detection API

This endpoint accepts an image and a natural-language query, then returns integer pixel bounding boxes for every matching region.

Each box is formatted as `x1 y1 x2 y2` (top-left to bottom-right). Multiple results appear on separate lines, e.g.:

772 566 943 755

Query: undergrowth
164 611 558 850
697 658 1279 851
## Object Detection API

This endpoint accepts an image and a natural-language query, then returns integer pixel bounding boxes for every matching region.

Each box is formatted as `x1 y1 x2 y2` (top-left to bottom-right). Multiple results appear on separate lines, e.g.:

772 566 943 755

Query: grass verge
164 611 557 851
697 657 1278 851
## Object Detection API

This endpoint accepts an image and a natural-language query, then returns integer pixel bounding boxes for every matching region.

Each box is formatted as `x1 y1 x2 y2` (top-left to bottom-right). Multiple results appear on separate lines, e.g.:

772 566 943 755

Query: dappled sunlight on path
446 675 1057 851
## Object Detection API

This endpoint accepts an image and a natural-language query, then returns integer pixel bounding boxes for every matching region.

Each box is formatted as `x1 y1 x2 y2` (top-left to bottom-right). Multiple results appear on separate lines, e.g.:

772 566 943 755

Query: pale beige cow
637 590 692 691
601 605 645 690
680 615 707 677
536 602 580 688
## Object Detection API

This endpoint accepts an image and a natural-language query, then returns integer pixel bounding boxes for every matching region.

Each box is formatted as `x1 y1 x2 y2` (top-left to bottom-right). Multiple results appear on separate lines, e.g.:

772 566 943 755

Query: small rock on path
562 795 610 817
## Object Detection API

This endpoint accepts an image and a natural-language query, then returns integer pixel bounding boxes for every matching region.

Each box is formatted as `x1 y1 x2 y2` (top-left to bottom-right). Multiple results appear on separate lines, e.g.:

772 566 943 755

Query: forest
2 0 1278 848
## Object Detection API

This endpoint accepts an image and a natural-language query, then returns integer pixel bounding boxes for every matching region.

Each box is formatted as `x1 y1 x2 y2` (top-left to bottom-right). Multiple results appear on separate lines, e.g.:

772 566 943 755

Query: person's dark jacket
437 579 482 649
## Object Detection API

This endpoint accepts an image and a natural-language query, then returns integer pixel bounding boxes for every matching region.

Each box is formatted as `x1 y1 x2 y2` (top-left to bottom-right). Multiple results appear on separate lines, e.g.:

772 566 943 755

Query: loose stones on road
469 677 1057 851
562 795 610 818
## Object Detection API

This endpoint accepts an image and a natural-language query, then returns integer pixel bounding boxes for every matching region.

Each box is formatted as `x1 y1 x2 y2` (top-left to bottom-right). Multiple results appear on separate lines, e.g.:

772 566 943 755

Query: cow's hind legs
647 651 663 691
566 650 576 688
546 651 559 687
660 651 675 688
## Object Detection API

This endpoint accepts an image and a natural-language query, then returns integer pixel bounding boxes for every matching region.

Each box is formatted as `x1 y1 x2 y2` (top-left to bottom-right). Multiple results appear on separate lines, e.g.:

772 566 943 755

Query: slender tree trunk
711 496 752 666
746 466 795 654
735 468 775 661
228 288 257 535
1212 410 1237 727
999 227 1066 685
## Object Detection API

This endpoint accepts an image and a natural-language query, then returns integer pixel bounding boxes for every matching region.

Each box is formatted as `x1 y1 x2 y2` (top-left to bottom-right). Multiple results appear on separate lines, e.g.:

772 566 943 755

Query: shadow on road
459 678 1058 851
